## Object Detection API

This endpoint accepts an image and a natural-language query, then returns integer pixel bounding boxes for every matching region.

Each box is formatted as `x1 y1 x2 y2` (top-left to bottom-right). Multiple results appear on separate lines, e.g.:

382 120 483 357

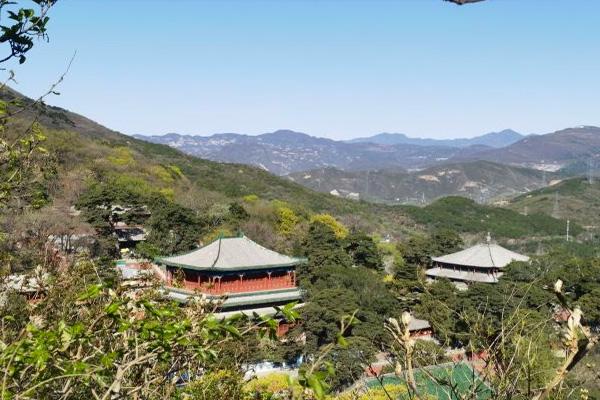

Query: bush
310 214 348 239
244 373 303 399
179 370 246 400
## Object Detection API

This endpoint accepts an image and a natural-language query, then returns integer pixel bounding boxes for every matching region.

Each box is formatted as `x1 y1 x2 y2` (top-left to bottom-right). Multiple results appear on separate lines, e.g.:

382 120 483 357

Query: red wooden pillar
267 271 272 290
292 270 296 286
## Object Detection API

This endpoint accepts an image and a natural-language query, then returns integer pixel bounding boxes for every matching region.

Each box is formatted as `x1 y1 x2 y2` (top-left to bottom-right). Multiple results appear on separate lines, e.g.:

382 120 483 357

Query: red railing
175 273 296 295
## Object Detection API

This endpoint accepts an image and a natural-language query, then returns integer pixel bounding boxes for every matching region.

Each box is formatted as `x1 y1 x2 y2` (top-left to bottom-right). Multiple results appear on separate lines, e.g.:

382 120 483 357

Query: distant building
408 318 433 340
425 234 529 290
0 269 48 305
155 234 306 331
114 223 147 251
103 205 151 252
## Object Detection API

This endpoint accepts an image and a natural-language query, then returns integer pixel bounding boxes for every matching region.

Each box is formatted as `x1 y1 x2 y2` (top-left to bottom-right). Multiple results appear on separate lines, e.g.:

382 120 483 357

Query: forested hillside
509 176 600 227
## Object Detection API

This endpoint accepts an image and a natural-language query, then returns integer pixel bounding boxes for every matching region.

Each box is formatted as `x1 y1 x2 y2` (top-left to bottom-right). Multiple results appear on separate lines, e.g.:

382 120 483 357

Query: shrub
243 194 259 203
310 214 348 239
107 146 135 166
277 206 300 236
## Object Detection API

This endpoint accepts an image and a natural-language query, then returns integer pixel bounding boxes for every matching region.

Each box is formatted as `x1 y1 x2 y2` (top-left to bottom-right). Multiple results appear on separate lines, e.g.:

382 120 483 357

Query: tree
430 228 463 255
344 231 383 270
309 214 348 239
325 337 377 392
276 205 300 237
0 0 56 65
142 196 204 256
300 222 352 287
228 201 249 223
415 279 460 345
0 0 58 210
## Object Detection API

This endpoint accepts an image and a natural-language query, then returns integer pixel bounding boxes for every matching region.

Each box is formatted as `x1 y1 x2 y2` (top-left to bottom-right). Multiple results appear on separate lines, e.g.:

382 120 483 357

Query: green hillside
3 87 577 253
401 196 579 239
508 176 600 227
2 88 414 248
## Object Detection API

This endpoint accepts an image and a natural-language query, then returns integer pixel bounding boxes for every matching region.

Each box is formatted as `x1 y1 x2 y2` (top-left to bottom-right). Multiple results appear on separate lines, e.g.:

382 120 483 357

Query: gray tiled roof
431 243 529 269
165 287 303 307
157 235 305 271
425 266 503 283
408 318 431 332
215 303 304 319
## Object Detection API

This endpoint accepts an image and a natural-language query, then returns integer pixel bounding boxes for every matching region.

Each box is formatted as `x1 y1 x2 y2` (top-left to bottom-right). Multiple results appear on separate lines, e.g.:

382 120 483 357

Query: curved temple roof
157 235 306 271
431 243 529 269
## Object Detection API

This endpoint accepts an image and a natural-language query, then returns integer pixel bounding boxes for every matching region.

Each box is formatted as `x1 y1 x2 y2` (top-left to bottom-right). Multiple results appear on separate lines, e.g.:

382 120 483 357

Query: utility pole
552 192 560 219
542 170 547 186
588 158 595 185
566 219 570 242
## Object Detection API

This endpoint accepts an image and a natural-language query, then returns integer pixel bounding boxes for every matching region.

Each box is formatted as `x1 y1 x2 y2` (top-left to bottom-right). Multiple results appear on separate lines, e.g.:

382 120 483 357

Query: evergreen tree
344 231 383 270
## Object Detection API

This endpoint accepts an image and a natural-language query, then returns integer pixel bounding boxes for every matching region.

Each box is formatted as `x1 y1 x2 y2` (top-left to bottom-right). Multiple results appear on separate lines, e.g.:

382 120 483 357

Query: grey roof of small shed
408 318 431 332
431 243 529 269
157 235 306 271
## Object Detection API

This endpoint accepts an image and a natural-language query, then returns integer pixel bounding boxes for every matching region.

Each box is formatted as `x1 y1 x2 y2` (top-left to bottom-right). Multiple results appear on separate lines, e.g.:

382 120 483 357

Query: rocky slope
287 161 548 204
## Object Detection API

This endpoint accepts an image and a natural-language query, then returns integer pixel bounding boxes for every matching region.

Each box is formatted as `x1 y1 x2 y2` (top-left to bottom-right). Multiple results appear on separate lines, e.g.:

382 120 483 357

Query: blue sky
7 0 600 139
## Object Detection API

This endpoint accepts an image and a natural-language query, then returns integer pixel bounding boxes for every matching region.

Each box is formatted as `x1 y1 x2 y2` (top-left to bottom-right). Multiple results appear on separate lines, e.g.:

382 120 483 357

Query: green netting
365 362 493 400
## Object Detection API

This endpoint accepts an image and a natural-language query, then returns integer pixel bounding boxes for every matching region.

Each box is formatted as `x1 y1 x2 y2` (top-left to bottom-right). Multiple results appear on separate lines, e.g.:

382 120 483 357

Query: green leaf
307 374 325 399
76 284 103 302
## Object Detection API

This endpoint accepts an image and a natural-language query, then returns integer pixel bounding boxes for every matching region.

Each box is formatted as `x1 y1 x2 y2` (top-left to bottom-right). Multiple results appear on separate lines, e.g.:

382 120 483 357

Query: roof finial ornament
486 232 491 243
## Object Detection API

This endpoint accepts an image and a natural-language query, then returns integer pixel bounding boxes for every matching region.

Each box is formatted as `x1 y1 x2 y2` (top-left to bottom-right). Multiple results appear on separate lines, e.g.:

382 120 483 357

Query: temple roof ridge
157 235 306 271
431 242 529 269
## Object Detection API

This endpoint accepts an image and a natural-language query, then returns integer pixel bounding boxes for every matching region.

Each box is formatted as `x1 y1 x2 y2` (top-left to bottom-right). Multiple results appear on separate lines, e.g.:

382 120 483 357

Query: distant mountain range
134 130 466 175
134 129 523 175
454 126 600 171
134 126 600 202
287 161 549 204
347 129 524 148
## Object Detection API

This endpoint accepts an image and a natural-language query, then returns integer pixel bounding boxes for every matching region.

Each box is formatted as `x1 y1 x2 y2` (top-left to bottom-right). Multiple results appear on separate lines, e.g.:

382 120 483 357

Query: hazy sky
7 0 600 139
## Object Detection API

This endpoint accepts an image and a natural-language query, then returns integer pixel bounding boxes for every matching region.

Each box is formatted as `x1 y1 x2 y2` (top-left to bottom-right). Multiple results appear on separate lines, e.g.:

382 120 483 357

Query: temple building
425 234 529 290
155 234 306 320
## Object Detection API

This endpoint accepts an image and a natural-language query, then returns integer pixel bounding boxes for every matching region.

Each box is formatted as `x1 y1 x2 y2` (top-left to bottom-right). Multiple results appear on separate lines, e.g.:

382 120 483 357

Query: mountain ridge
134 129 468 175
453 126 600 170
347 129 524 148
